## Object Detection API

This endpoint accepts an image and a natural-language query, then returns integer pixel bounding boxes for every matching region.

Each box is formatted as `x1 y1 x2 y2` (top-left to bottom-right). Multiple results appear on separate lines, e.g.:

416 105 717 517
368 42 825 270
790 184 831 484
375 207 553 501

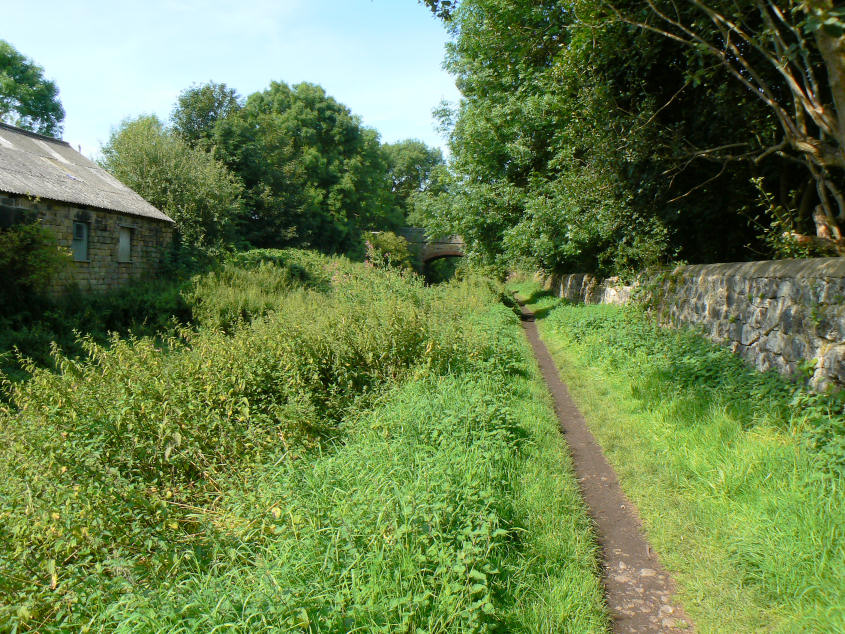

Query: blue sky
4 0 459 157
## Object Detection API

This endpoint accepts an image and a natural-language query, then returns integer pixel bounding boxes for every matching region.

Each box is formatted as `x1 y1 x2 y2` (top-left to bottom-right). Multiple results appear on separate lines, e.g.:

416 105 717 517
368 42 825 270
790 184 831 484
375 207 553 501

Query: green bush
185 260 305 331
106 377 528 631
0 254 505 627
100 115 243 249
0 248 350 380
0 277 192 381
365 230 414 270
0 221 69 311
0 252 608 631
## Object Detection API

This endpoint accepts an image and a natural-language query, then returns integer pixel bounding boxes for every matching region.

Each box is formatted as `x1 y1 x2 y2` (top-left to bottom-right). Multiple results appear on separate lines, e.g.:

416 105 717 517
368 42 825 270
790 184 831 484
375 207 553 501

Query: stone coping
674 257 845 279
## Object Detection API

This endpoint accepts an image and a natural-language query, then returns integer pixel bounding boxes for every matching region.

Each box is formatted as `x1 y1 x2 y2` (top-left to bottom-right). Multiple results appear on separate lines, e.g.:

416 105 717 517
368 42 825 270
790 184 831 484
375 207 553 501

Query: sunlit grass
0 254 609 632
515 284 845 633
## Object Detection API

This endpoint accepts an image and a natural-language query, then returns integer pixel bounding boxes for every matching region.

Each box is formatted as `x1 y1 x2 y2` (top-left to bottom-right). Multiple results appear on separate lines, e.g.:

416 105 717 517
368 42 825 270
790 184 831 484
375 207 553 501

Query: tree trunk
807 0 845 164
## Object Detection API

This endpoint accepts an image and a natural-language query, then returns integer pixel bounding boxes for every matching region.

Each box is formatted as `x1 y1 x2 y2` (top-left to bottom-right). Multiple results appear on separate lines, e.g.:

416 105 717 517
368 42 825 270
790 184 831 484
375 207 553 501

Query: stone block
781 335 809 363
557 258 845 390
812 312 841 342
706 302 721 320
748 306 767 329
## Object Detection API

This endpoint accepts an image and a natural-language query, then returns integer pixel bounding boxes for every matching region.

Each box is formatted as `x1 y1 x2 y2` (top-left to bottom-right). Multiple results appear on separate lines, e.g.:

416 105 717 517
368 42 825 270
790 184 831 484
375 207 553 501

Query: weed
0 251 608 631
538 301 844 632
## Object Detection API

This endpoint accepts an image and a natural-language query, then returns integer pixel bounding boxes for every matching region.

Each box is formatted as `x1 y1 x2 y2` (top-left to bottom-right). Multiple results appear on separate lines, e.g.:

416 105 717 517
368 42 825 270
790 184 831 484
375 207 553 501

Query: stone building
0 122 174 292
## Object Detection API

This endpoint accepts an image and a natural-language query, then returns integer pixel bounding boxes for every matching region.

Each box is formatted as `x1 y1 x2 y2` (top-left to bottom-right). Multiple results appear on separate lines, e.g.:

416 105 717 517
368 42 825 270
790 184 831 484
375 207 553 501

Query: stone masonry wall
542 258 845 390
4 195 173 293
397 227 465 267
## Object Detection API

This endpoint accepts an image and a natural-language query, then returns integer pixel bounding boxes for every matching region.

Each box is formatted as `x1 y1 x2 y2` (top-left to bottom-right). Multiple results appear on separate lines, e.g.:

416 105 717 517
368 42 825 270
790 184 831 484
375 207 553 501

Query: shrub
0 252 615 631
0 276 192 380
100 115 243 249
185 261 304 331
0 254 515 628
365 230 414 270
0 221 69 311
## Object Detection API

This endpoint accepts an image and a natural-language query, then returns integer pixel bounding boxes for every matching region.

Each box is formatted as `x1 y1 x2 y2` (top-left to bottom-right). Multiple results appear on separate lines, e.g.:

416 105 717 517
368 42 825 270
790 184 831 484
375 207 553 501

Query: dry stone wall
543 258 845 390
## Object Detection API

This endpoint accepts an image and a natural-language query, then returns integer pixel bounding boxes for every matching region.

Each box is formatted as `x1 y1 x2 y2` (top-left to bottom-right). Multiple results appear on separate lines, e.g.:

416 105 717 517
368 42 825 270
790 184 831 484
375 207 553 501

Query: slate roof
0 123 174 223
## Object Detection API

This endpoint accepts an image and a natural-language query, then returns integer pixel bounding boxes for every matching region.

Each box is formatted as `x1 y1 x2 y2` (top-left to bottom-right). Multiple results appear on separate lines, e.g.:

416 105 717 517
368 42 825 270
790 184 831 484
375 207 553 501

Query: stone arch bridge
397 227 465 267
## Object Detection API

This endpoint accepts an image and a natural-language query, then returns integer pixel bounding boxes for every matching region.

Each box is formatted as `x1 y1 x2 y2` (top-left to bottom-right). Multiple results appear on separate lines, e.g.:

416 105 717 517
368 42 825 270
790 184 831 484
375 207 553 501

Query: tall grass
0 279 192 381
0 248 330 381
0 252 607 631
534 299 844 633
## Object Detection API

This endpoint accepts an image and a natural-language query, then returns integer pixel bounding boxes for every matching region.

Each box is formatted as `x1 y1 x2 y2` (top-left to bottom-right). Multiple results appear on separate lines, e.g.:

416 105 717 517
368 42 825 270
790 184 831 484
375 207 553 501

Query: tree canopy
100 81 406 257
418 0 845 275
0 40 64 137
420 0 457 20
612 0 845 253
212 81 399 252
100 115 243 249
382 139 445 222
171 82 241 149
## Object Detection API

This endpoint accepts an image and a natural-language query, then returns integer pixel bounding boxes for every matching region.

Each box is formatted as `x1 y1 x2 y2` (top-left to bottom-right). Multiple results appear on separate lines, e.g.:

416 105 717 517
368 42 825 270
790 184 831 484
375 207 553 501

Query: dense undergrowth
0 251 607 631
0 249 327 382
520 288 844 632
0 279 192 382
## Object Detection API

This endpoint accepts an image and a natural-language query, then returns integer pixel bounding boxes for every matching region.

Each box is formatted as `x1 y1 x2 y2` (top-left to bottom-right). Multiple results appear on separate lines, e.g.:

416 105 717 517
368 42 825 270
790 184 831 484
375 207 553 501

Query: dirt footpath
518 303 694 633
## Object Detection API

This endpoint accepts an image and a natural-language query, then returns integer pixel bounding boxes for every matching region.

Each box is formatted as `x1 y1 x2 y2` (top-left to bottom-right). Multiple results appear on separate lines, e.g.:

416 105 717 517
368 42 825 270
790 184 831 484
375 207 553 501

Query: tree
426 0 845 274
427 0 672 274
0 40 64 137
100 116 243 249
608 0 845 250
212 81 399 252
364 231 414 270
171 82 241 149
382 139 444 220
420 0 457 20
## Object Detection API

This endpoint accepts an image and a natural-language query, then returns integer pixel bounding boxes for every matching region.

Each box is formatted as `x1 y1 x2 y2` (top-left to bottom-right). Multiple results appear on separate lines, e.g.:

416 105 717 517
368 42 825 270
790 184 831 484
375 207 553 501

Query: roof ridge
0 122 71 147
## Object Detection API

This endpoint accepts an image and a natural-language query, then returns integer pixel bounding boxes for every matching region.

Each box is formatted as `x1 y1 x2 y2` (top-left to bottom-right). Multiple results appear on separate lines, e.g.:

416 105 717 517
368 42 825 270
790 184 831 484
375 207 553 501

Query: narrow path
518 303 693 633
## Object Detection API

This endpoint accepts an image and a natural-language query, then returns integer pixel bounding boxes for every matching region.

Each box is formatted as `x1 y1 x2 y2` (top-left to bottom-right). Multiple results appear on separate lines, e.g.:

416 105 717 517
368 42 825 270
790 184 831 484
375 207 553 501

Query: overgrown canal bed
5 254 841 631
1 252 607 632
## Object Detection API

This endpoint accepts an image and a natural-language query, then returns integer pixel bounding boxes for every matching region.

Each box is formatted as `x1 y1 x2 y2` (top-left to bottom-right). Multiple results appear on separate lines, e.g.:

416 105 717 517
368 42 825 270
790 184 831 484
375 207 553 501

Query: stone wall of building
543 258 845 390
4 195 173 293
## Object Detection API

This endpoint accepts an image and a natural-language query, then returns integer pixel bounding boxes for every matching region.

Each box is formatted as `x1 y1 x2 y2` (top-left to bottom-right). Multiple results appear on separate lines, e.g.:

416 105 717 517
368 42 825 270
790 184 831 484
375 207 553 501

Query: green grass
506 278 559 320
83 369 607 632
514 285 845 633
0 252 608 632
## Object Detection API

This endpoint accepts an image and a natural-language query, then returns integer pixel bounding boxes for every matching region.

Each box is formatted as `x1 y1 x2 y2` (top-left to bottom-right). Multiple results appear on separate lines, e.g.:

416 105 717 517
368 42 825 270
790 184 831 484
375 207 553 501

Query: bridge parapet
397 227 465 265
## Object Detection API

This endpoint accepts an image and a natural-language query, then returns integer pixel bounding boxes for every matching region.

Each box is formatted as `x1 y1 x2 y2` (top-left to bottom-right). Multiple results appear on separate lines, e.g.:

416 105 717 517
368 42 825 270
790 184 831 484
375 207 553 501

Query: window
71 221 88 261
118 226 132 263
